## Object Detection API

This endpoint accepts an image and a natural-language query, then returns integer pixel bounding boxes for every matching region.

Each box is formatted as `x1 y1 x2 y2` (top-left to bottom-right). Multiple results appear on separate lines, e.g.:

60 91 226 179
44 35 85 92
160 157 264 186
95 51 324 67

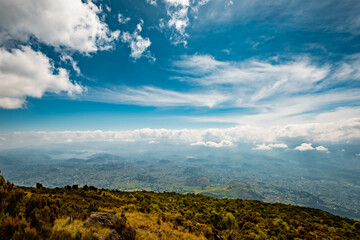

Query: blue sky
0 0 359 151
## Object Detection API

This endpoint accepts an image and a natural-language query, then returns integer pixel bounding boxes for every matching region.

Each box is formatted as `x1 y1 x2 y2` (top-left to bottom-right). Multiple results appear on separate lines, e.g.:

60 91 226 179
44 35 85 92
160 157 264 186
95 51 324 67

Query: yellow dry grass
125 212 207 240
52 217 111 239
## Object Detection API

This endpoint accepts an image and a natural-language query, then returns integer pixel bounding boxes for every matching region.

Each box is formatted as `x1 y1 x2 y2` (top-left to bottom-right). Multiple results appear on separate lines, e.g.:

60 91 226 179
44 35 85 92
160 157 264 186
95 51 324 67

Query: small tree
223 213 236 230
36 183 43 189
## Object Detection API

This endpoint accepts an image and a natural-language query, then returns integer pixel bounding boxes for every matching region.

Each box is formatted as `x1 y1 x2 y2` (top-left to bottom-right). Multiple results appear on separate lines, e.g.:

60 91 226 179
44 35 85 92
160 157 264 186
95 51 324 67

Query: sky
0 0 359 152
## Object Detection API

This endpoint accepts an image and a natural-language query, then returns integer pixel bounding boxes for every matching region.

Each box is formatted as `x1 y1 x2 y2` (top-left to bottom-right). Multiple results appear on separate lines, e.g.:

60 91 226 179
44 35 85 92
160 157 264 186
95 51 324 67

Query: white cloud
225 0 234 7
175 54 330 105
174 55 329 99
121 20 154 61
0 47 83 109
252 144 272 150
295 143 328 152
163 0 209 45
146 0 157 6
1 118 359 149
253 143 288 150
118 13 131 24
191 140 234 147
195 0 360 34
295 143 314 151
164 0 190 45
60 55 81 75
0 0 119 53
332 55 360 81
356 153 360 157
89 53 357 121
170 54 360 126
89 86 229 108
268 143 288 148
315 146 328 151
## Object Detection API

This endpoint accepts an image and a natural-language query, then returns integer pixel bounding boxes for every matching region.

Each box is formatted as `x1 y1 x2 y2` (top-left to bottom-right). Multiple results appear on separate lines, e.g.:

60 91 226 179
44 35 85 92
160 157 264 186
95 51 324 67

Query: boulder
107 230 123 240
84 212 123 228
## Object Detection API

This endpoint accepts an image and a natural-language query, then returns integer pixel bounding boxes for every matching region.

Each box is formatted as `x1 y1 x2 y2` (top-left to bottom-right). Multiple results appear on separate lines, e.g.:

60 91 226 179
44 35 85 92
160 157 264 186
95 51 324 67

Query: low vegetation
1 174 360 239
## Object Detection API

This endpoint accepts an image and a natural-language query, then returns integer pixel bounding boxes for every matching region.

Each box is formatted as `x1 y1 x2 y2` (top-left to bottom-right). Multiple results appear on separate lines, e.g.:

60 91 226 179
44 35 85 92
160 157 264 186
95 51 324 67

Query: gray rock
107 230 123 240
83 212 122 228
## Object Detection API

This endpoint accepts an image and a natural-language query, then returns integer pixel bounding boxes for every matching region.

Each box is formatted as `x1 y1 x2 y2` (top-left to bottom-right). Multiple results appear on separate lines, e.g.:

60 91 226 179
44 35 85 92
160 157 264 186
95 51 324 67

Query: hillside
1 175 360 240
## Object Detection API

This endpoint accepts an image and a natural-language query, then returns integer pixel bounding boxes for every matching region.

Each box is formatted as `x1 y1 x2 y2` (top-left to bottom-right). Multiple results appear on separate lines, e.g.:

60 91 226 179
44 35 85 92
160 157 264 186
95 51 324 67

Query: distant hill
1 174 360 240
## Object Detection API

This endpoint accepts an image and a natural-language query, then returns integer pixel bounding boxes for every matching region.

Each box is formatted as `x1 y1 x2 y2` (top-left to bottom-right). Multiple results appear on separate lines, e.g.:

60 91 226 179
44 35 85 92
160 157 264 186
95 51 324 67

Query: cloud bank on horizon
0 0 359 150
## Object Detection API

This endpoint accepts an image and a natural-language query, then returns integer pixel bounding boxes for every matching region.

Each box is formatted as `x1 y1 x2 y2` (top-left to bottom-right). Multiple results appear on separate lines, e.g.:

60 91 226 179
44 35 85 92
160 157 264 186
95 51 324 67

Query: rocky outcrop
107 230 122 240
83 212 123 228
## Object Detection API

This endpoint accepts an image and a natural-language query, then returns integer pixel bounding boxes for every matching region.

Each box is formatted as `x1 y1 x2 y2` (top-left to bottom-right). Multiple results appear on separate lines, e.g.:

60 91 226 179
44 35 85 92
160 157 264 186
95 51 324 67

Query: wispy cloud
60 55 81 75
195 0 360 34
85 53 360 128
173 55 329 99
89 86 229 108
170 54 360 125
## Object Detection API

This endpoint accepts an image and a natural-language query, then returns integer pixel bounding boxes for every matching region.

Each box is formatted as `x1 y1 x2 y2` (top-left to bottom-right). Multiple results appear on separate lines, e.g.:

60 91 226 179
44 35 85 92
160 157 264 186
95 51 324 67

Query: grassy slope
1 175 360 239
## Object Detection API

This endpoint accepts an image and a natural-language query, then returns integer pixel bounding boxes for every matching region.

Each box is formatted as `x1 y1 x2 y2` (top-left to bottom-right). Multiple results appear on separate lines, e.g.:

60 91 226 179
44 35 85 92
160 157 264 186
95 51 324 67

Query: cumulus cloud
121 20 154 61
295 143 314 151
0 47 83 109
118 13 131 24
0 0 120 53
315 146 328 151
252 143 288 150
163 0 209 45
295 143 329 152
164 0 190 45
190 140 234 147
